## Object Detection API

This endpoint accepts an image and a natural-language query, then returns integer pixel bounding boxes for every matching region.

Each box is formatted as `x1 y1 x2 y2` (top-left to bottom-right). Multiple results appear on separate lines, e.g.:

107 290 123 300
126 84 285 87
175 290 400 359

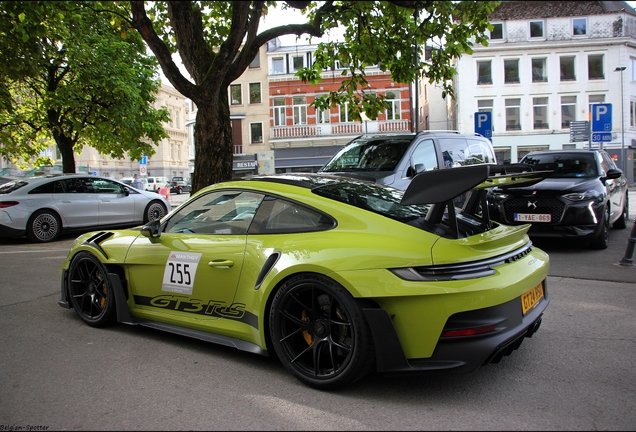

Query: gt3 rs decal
162 251 202 295
133 295 259 329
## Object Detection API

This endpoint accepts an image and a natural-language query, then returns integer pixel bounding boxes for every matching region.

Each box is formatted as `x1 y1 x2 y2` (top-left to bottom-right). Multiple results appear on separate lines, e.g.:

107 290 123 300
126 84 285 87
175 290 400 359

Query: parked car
120 176 148 190
319 130 497 190
58 167 550 390
0 174 171 243
170 176 191 194
145 176 170 193
487 149 629 249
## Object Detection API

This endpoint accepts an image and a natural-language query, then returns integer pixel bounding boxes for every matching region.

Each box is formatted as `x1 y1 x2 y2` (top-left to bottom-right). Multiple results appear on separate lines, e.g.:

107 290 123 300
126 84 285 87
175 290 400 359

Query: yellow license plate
521 282 544 315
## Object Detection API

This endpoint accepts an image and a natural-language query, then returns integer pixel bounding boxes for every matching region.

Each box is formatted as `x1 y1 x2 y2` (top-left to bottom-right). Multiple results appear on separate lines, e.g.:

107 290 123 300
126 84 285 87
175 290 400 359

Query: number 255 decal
162 251 202 295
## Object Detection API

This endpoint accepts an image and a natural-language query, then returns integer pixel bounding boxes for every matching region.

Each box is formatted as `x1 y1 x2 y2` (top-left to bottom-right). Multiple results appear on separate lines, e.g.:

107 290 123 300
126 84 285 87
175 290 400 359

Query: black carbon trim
81 231 114 260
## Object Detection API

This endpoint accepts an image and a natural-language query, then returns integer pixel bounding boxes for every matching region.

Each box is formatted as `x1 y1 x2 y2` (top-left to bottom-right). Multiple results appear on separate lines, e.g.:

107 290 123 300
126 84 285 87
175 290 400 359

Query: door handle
208 260 234 268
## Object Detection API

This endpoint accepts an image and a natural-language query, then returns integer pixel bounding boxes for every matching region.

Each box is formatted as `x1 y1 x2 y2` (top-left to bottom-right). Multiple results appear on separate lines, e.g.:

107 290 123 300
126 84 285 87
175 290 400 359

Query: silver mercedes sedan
0 174 171 242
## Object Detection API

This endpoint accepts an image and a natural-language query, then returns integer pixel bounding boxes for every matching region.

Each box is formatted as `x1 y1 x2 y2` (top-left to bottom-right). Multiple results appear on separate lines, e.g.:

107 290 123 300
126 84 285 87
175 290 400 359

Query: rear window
321 138 412 172
0 180 29 194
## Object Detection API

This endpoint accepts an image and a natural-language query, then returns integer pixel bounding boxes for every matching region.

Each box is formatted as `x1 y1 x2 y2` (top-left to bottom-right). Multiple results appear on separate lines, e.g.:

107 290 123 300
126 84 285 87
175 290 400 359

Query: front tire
144 201 167 223
27 210 61 243
269 274 375 390
590 206 610 249
67 252 116 327
612 192 629 230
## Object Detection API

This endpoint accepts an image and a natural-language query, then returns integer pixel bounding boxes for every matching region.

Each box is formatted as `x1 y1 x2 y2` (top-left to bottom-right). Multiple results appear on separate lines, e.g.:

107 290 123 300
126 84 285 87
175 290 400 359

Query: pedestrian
132 173 142 190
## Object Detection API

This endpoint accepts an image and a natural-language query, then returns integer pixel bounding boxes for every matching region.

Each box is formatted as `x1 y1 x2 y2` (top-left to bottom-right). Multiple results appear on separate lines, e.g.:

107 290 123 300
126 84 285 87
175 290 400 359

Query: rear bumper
363 278 550 375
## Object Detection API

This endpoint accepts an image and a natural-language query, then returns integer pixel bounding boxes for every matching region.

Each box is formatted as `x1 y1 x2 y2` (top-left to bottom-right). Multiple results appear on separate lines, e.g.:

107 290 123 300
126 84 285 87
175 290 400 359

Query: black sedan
487 149 629 249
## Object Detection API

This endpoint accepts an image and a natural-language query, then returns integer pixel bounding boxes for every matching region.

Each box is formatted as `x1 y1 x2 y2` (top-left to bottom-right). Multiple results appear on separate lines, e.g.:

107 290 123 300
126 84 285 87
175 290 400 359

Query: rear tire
27 210 61 243
269 274 375 390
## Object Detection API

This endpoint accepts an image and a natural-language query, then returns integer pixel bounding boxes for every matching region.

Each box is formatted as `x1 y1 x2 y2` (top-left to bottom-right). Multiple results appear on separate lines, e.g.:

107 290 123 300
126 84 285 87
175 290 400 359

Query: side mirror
140 220 162 239
123 188 130 196
603 168 623 181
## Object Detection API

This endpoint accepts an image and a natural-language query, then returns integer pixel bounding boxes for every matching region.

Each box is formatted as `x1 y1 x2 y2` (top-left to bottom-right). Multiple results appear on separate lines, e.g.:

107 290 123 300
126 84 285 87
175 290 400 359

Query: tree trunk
48 111 77 173
191 90 233 193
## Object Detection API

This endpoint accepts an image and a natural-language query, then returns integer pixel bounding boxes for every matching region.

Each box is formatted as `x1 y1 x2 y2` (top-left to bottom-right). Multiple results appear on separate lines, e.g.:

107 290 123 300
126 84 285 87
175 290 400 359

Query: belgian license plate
515 213 551 222
521 282 544 315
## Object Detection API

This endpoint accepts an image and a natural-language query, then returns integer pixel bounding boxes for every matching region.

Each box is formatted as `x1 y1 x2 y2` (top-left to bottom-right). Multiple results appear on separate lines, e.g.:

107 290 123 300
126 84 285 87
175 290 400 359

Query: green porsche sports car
59 165 550 390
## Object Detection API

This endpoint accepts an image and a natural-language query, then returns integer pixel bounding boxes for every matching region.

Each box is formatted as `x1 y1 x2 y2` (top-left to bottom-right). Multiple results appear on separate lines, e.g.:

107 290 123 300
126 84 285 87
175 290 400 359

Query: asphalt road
0 190 634 430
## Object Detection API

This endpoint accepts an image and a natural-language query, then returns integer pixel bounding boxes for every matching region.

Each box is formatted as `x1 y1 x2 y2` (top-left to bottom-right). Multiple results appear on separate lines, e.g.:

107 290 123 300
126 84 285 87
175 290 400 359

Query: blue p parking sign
474 112 492 140
591 103 612 142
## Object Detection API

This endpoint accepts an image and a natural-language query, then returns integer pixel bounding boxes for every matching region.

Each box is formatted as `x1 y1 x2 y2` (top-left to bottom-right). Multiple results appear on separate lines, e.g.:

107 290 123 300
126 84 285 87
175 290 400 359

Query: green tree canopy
0 1 170 173
118 0 498 193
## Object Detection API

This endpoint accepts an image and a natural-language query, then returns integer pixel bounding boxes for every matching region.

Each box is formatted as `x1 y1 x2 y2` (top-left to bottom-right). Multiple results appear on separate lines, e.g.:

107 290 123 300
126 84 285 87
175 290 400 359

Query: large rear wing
401 164 552 238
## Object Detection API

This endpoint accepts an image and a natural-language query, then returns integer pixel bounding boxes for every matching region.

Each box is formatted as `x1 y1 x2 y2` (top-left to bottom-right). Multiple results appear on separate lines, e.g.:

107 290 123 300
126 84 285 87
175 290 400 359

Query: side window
30 181 56 194
410 139 438 172
600 152 616 174
249 198 335 234
164 191 264 235
58 178 91 193
90 179 123 194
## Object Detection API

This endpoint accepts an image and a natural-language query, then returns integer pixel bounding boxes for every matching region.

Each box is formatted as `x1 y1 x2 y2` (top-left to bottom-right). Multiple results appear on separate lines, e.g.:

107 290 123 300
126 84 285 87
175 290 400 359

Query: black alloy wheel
269 274 375 390
67 252 116 327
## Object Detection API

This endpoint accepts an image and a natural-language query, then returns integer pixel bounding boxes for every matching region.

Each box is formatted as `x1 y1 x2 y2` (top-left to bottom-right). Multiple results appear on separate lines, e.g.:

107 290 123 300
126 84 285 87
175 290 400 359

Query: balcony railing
271 120 411 139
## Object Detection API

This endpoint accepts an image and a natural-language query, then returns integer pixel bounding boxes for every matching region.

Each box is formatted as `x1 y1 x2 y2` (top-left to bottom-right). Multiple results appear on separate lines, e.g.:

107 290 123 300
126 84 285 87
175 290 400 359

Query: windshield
321 138 412 172
520 153 597 178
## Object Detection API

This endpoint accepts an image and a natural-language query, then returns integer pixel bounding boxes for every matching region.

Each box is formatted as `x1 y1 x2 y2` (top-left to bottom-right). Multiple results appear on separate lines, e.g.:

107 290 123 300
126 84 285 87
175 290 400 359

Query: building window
273 98 286 127
560 56 576 81
339 102 352 122
573 18 587 36
588 54 604 80
174 109 180 128
490 23 504 40
533 97 549 130
292 55 304 72
532 58 547 82
589 94 605 115
630 100 636 127
272 57 285 74
630 58 636 82
250 123 263 143
504 59 520 84
386 91 401 120
230 84 242 105
249 82 261 104
529 20 544 38
478 99 494 132
505 98 521 131
176 144 181 161
477 60 492 84
316 105 330 124
249 52 260 69
293 96 307 125
561 96 577 128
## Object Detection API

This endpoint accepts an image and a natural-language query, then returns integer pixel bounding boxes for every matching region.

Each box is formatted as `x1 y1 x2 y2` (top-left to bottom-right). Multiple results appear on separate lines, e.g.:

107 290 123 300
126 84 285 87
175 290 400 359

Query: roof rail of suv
416 130 485 137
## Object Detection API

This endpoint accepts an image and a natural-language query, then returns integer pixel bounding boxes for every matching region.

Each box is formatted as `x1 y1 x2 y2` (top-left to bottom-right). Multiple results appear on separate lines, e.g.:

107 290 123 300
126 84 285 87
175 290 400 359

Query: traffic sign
591 103 612 132
592 133 612 142
140 156 148 165
140 166 147 175
474 112 492 140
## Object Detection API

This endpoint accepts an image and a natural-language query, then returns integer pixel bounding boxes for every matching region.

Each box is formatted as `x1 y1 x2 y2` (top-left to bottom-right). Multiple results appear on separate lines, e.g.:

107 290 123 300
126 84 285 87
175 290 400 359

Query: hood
493 177 599 194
